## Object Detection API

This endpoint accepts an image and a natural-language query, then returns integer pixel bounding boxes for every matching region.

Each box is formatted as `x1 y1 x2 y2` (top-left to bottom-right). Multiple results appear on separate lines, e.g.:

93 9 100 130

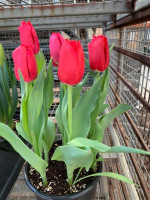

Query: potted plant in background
0 23 150 200
0 43 18 151
0 21 53 200
0 43 22 200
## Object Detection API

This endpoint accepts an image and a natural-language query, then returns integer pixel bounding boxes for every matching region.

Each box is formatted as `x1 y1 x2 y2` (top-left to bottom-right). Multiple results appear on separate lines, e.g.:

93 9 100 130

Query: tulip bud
12 45 38 82
49 32 64 67
88 35 109 72
58 40 85 85
18 21 40 54
0 43 5 67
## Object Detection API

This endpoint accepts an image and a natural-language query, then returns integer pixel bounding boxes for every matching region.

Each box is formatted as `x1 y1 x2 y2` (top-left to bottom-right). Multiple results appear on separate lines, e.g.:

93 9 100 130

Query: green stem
30 130 40 156
68 173 73 186
68 85 73 141
25 82 32 100
73 167 83 186
43 119 49 162
91 149 97 172
41 173 48 187
43 133 49 163
44 151 49 163
97 72 100 80
25 82 39 155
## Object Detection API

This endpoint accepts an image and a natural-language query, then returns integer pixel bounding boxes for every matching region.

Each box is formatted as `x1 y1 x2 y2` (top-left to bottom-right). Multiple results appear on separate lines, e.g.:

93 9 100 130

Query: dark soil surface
28 141 102 196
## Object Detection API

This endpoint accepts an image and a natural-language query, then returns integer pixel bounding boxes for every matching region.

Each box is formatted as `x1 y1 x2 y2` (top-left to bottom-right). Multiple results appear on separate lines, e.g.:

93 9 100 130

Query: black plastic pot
0 124 29 199
0 111 20 152
0 138 16 152
24 162 102 200
0 149 25 200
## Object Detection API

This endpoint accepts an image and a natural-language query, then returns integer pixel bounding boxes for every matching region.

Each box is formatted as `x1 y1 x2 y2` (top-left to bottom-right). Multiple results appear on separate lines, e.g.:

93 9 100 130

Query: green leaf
72 73 88 108
40 117 55 161
9 84 18 126
89 75 103 137
16 122 31 144
99 68 109 106
6 54 14 83
68 137 150 155
98 104 109 116
0 67 10 105
0 101 4 122
89 69 109 138
21 96 30 140
33 109 44 145
0 123 48 178
35 49 46 75
0 43 5 67
56 105 64 136
99 103 131 130
72 77 101 139
43 58 53 125
109 43 115 54
28 64 45 130
19 71 26 125
0 86 8 119
59 83 65 105
61 89 69 143
56 83 67 144
42 118 55 152
74 172 137 186
52 145 93 186
96 156 105 162
19 70 25 100
3 61 11 103
85 57 97 78
89 123 104 143
85 57 90 69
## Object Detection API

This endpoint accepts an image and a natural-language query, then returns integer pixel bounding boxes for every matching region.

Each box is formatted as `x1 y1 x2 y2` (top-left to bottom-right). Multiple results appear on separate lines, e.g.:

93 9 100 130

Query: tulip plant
0 21 150 193
0 43 18 129
50 35 150 186
0 22 55 186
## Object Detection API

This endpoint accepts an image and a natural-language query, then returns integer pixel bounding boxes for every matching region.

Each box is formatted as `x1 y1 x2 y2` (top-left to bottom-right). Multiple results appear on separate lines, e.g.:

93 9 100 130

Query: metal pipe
114 46 150 68
109 82 150 152
104 6 150 31
0 2 133 20
110 65 150 111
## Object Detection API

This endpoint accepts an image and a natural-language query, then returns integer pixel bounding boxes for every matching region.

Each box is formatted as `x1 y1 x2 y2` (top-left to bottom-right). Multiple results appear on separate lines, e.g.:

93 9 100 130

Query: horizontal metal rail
110 65 150 111
0 0 73 7
114 46 150 67
0 22 105 31
0 2 133 20
104 5 150 30
0 15 114 28
109 82 150 152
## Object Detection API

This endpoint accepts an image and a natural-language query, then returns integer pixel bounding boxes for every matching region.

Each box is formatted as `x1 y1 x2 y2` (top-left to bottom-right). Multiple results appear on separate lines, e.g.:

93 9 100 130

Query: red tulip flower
58 40 85 85
12 46 38 82
49 32 64 67
18 21 40 54
88 35 109 71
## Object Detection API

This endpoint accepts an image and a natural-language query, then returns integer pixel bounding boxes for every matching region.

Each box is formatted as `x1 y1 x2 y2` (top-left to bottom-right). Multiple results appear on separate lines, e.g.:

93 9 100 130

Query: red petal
58 40 84 85
26 48 38 82
12 46 29 82
12 46 37 82
49 32 64 67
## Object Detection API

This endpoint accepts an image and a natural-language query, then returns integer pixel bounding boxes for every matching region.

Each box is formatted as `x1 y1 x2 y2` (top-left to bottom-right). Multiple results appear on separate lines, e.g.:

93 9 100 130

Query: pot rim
24 162 102 199
0 138 6 144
